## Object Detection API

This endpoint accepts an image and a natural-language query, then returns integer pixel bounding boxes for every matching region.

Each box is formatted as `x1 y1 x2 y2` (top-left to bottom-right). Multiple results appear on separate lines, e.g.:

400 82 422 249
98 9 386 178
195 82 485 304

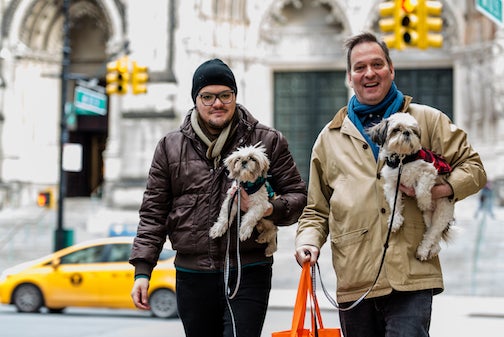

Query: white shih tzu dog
209 143 278 256
368 112 455 261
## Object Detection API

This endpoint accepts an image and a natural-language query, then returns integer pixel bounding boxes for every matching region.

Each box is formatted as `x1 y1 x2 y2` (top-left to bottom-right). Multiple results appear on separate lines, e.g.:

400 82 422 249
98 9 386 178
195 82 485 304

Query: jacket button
363 144 369 149
381 208 386 214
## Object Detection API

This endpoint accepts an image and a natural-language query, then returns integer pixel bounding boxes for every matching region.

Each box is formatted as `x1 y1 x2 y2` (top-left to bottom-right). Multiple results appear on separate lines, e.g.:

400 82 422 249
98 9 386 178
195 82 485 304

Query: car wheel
13 284 44 313
149 288 178 318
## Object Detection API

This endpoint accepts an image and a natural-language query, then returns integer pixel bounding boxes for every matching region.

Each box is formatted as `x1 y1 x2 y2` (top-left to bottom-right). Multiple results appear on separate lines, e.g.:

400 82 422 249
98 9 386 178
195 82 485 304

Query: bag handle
290 262 325 337
309 264 325 335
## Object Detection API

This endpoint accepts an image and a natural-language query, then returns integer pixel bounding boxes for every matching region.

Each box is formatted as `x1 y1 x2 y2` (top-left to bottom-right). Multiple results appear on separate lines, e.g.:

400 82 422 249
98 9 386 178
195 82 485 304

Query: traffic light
378 0 405 50
400 0 420 47
105 56 129 95
417 0 443 49
131 61 149 95
37 191 52 208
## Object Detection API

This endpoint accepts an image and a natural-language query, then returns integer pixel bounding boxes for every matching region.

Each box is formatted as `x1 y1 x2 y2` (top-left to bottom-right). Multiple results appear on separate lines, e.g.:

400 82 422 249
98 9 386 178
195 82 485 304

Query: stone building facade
0 0 501 210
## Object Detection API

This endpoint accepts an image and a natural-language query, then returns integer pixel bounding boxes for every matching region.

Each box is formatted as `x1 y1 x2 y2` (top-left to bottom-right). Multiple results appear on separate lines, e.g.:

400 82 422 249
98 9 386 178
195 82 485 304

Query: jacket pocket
167 194 202 251
331 228 369 247
330 228 374 291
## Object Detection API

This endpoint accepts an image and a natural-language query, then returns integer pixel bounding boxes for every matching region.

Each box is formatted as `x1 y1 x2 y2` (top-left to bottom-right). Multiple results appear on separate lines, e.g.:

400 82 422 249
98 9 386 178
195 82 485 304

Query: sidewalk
268 290 504 337
1 195 504 336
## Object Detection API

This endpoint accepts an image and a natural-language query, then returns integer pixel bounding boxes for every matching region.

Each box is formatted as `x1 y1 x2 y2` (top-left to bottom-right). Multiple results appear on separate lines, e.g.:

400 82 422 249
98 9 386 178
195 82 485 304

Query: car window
60 245 106 264
107 243 133 262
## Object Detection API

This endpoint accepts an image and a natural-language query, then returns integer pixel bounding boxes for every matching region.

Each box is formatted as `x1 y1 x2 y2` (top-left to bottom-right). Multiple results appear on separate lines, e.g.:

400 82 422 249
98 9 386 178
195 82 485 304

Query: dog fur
209 143 278 256
368 112 455 261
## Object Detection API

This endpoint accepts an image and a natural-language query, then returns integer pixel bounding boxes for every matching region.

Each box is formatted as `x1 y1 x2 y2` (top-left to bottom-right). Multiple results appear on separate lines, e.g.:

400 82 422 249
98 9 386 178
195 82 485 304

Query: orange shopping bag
272 262 341 337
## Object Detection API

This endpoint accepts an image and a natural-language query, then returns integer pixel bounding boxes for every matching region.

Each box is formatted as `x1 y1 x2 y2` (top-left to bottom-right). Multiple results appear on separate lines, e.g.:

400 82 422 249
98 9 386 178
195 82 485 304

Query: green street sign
74 86 107 116
476 0 503 26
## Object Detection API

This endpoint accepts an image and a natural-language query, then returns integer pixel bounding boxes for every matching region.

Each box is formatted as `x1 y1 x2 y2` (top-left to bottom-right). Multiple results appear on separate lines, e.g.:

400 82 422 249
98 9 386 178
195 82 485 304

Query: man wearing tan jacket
295 32 486 337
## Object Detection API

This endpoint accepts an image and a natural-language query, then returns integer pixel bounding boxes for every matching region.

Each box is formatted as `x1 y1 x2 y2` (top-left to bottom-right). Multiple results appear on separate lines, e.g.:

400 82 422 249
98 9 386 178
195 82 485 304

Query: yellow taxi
0 236 177 318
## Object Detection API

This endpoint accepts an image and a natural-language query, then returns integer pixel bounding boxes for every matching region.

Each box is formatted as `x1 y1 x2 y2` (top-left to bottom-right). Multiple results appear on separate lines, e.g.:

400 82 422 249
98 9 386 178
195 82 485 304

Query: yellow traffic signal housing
37 190 53 208
105 56 129 95
397 0 434 48
379 0 443 50
417 0 443 49
131 61 149 95
401 10 420 46
378 0 405 50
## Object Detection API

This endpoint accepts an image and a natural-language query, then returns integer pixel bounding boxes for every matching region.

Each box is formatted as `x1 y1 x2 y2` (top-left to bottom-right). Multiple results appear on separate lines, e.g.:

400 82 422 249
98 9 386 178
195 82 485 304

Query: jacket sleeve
129 137 172 277
264 130 307 226
418 106 487 202
295 130 332 249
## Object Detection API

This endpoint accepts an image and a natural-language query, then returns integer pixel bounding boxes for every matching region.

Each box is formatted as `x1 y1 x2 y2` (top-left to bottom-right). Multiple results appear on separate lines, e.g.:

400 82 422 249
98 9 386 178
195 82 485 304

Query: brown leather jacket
130 105 307 276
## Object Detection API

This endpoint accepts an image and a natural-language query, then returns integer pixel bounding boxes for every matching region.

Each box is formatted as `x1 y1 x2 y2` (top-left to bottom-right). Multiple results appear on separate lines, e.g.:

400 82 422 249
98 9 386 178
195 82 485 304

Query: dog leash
317 159 404 311
223 180 243 337
224 182 242 300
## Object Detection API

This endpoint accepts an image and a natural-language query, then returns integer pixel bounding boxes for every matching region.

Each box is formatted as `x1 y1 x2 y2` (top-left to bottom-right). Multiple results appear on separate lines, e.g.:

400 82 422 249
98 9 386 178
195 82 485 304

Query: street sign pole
55 0 72 251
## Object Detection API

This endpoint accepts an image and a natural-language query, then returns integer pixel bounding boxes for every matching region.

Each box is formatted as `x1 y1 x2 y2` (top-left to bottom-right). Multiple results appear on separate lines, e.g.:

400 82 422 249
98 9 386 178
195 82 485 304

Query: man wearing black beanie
130 58 307 337
191 58 238 103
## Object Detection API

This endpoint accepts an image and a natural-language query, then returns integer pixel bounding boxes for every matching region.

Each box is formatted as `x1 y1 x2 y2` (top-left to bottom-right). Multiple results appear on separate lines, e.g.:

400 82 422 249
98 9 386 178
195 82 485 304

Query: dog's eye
248 156 257 162
392 127 401 134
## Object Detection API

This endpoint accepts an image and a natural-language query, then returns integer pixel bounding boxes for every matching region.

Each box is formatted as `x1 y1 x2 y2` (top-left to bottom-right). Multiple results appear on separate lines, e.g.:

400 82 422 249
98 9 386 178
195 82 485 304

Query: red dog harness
385 148 452 174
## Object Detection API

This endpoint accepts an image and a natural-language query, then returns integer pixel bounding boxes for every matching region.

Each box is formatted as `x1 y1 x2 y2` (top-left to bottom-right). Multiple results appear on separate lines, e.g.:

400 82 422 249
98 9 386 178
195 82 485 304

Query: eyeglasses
198 90 235 106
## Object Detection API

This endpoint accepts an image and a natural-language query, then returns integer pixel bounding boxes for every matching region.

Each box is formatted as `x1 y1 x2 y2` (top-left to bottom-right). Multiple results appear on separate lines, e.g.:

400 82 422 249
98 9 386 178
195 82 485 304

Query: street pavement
0 194 503 336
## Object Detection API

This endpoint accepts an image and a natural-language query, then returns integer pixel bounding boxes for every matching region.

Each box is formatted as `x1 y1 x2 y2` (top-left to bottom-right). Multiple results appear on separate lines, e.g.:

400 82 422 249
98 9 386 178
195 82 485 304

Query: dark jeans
176 264 272 337
338 289 433 337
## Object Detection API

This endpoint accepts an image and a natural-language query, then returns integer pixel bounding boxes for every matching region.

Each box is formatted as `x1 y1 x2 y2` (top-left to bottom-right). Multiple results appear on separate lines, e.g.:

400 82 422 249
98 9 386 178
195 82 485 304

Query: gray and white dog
209 143 278 256
368 112 456 261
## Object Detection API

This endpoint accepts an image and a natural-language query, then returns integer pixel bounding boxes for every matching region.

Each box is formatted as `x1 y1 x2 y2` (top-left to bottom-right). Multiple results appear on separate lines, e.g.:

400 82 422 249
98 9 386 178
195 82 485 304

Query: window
60 245 106 264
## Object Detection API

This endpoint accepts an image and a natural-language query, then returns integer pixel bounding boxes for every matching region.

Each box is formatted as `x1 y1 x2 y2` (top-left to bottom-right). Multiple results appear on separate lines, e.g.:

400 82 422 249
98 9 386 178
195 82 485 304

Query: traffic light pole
55 0 71 251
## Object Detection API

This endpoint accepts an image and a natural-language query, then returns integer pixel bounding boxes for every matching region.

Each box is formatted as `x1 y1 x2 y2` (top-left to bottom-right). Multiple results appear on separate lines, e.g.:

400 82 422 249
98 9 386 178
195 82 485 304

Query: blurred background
0 0 503 332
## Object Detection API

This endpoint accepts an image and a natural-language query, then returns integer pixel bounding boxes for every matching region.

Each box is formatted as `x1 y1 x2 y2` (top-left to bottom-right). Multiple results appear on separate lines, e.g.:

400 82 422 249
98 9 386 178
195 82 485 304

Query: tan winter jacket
296 96 486 303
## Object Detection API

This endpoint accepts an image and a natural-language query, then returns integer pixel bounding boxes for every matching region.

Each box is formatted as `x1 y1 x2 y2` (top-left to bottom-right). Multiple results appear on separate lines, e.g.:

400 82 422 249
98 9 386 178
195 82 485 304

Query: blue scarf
347 82 404 160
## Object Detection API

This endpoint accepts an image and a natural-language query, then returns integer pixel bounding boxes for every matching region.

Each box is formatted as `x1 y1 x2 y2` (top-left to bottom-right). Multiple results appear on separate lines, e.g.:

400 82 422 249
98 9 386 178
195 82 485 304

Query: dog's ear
367 120 388 146
259 153 270 178
223 155 236 177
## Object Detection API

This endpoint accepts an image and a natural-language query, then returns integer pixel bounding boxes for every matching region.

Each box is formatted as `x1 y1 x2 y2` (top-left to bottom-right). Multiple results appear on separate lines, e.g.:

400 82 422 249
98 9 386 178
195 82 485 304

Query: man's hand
131 278 151 311
400 182 453 200
230 185 273 216
295 245 319 266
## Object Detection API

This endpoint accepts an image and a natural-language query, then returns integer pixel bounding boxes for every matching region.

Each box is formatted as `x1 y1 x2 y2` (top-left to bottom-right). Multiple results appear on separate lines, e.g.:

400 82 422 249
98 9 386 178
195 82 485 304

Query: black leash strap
318 162 403 311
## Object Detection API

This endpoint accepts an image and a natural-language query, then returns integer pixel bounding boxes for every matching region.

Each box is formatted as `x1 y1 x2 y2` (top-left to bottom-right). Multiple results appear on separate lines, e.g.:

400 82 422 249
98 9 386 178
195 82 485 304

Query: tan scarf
191 108 232 169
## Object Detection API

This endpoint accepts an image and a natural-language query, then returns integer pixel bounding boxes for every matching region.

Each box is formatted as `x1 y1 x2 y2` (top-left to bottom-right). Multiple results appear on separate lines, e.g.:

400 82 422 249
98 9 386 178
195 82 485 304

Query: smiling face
347 41 395 105
195 84 236 135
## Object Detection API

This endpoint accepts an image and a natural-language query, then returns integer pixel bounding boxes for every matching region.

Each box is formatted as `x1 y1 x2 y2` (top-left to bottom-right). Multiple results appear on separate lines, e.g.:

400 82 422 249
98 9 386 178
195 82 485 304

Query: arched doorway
1 0 125 199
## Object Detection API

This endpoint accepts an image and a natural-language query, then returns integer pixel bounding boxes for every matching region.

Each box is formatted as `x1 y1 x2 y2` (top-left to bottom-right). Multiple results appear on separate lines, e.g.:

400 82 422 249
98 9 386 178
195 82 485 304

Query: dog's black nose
241 161 248 167
403 131 410 137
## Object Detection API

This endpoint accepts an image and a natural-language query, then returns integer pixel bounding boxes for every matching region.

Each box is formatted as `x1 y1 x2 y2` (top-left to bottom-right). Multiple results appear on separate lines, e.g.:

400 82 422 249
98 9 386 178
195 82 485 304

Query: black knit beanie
191 59 237 103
